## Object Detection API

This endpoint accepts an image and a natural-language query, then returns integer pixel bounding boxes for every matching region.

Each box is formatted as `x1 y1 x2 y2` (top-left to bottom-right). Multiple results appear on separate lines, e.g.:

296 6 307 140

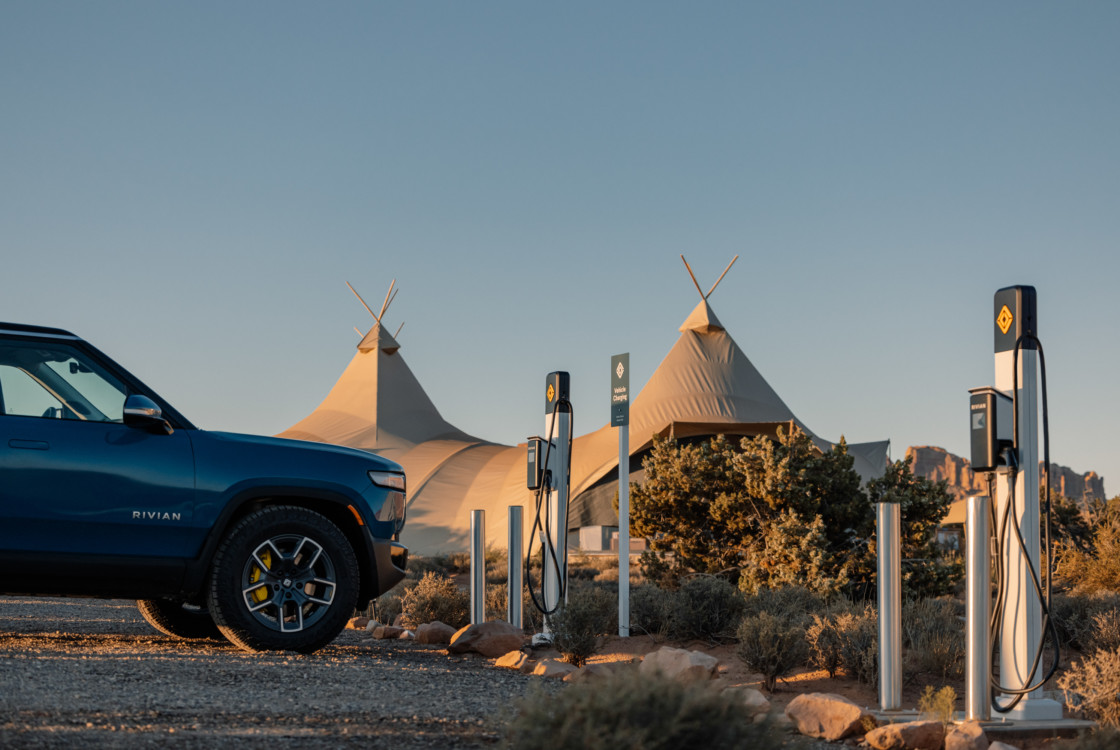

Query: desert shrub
917 685 957 726
501 668 784 750
901 597 961 648
630 583 676 638
549 586 617 667
402 555 448 580
485 582 508 622
399 572 470 629
1088 609 1120 654
903 597 964 680
806 613 845 677
736 611 809 692
639 549 683 589
667 575 745 643
836 606 879 687
1050 593 1120 652
741 585 828 626
1056 505 1120 594
1059 648 1120 728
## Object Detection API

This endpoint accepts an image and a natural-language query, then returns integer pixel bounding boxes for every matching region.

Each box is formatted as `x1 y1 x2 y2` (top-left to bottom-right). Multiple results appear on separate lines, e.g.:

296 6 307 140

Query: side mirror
123 395 173 434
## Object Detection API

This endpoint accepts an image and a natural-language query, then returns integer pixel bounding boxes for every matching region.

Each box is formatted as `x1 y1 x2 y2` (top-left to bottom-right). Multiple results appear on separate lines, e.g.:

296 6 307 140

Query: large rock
495 651 529 670
448 620 525 658
723 686 770 718
785 692 877 741
415 621 456 645
346 616 370 630
945 721 989 750
865 720 945 750
639 646 720 684
532 658 578 679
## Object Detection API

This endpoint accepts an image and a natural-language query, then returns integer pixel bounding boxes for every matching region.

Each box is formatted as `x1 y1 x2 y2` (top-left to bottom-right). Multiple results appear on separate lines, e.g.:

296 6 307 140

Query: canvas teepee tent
280 270 889 554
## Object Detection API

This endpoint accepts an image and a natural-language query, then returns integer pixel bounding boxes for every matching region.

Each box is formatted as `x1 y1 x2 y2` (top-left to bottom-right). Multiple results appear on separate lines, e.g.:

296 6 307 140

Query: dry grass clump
903 597 964 680
501 668 784 750
917 685 956 726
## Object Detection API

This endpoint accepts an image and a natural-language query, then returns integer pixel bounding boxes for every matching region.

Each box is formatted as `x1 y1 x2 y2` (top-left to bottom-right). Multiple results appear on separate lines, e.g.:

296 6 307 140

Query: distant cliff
905 445 1106 503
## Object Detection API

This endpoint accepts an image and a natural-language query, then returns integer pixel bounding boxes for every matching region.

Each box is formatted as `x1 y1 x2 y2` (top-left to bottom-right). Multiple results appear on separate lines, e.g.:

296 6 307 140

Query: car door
0 337 197 561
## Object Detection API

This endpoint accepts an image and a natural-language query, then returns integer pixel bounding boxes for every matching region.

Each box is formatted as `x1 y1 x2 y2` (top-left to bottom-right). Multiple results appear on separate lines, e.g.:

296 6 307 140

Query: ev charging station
966 285 1062 721
526 371 573 642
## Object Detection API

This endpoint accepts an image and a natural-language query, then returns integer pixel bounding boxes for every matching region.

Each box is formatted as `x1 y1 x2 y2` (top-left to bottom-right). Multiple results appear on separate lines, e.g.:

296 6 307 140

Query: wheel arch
183 489 378 611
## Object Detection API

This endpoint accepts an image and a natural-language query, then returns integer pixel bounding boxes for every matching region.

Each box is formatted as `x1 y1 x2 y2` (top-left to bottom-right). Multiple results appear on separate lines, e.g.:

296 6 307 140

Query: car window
0 341 129 422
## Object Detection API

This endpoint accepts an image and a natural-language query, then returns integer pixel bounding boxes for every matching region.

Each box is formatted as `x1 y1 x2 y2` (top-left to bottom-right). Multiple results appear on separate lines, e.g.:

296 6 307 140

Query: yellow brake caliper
250 549 272 603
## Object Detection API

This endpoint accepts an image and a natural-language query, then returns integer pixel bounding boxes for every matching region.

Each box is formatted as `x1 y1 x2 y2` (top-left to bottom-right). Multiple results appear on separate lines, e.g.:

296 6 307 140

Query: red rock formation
905 446 1105 503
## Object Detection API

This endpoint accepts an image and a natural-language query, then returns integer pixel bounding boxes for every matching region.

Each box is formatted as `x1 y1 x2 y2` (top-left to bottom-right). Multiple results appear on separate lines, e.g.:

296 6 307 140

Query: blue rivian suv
0 323 407 653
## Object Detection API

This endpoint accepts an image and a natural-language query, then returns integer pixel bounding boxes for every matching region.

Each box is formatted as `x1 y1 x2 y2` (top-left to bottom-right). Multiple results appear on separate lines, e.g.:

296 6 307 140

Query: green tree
630 427 870 594
865 459 961 598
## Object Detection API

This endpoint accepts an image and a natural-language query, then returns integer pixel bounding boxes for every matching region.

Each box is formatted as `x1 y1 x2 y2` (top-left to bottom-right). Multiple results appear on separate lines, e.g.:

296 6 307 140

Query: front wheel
206 506 359 653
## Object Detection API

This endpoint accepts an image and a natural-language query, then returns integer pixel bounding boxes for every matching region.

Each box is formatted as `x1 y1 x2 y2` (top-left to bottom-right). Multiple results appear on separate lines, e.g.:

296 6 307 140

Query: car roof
0 322 80 339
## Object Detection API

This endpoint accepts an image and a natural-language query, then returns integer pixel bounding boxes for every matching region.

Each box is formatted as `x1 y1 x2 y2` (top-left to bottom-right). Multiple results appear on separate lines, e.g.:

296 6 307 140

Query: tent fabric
279 298 890 555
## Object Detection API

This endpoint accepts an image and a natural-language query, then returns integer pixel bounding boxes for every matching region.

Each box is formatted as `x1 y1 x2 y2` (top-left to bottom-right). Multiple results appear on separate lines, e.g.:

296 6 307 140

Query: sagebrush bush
1050 593 1120 652
399 572 470 629
1088 609 1120 654
806 612 845 678
550 585 617 667
736 611 809 691
1056 517 1120 594
502 667 783 750
1059 648 1120 728
836 606 879 687
668 575 745 643
903 597 964 680
630 583 676 638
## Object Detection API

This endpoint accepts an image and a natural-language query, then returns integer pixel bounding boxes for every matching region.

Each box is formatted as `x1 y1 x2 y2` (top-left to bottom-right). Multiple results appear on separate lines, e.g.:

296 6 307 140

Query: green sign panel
611 353 629 427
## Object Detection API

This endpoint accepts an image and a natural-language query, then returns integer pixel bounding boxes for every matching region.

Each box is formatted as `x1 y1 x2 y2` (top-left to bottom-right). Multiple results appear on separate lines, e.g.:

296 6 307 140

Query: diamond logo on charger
616 362 625 379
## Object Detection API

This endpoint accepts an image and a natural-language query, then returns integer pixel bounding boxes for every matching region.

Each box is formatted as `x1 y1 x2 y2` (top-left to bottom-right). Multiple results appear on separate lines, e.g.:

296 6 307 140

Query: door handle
8 439 49 450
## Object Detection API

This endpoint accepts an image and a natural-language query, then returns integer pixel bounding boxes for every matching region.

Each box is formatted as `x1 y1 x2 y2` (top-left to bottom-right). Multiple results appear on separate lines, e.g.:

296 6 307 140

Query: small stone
398 630 414 640
532 658 578 679
495 651 529 670
373 625 405 639
346 616 370 630
416 621 457 645
364 620 380 632
988 742 1021 750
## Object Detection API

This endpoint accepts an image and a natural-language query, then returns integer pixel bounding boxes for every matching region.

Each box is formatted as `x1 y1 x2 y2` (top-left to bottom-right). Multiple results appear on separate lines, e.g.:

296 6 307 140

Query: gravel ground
0 597 549 749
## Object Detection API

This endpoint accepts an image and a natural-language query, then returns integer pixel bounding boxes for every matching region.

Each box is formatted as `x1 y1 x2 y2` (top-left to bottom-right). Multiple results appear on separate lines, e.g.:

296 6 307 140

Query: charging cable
988 333 1060 712
525 399 574 618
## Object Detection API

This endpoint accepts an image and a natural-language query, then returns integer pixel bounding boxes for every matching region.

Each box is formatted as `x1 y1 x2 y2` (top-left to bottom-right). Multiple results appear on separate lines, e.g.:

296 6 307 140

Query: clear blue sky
3 2 1117 495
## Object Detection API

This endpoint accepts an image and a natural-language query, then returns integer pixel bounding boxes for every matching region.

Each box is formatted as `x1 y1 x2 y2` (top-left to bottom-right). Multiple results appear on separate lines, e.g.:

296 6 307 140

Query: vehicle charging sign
611 353 629 427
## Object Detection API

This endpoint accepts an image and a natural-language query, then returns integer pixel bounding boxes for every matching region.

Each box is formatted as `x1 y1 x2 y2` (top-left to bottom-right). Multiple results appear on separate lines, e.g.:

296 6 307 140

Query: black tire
206 506 358 653
136 599 223 640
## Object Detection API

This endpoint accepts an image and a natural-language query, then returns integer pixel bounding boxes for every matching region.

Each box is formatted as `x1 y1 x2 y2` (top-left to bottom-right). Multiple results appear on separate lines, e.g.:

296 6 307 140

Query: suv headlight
369 470 406 524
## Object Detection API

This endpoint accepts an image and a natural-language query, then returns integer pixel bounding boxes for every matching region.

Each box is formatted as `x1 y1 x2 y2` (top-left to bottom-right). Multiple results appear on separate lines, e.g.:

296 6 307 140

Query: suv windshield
0 341 129 422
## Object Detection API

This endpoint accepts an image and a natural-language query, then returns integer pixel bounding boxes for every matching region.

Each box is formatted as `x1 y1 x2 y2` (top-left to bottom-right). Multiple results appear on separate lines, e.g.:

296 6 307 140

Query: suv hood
205 431 403 472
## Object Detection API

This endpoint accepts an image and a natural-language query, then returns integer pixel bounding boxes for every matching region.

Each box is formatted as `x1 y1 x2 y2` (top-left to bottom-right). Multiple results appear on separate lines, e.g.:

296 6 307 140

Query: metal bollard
877 502 901 711
470 510 485 625
966 495 992 721
507 506 523 630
